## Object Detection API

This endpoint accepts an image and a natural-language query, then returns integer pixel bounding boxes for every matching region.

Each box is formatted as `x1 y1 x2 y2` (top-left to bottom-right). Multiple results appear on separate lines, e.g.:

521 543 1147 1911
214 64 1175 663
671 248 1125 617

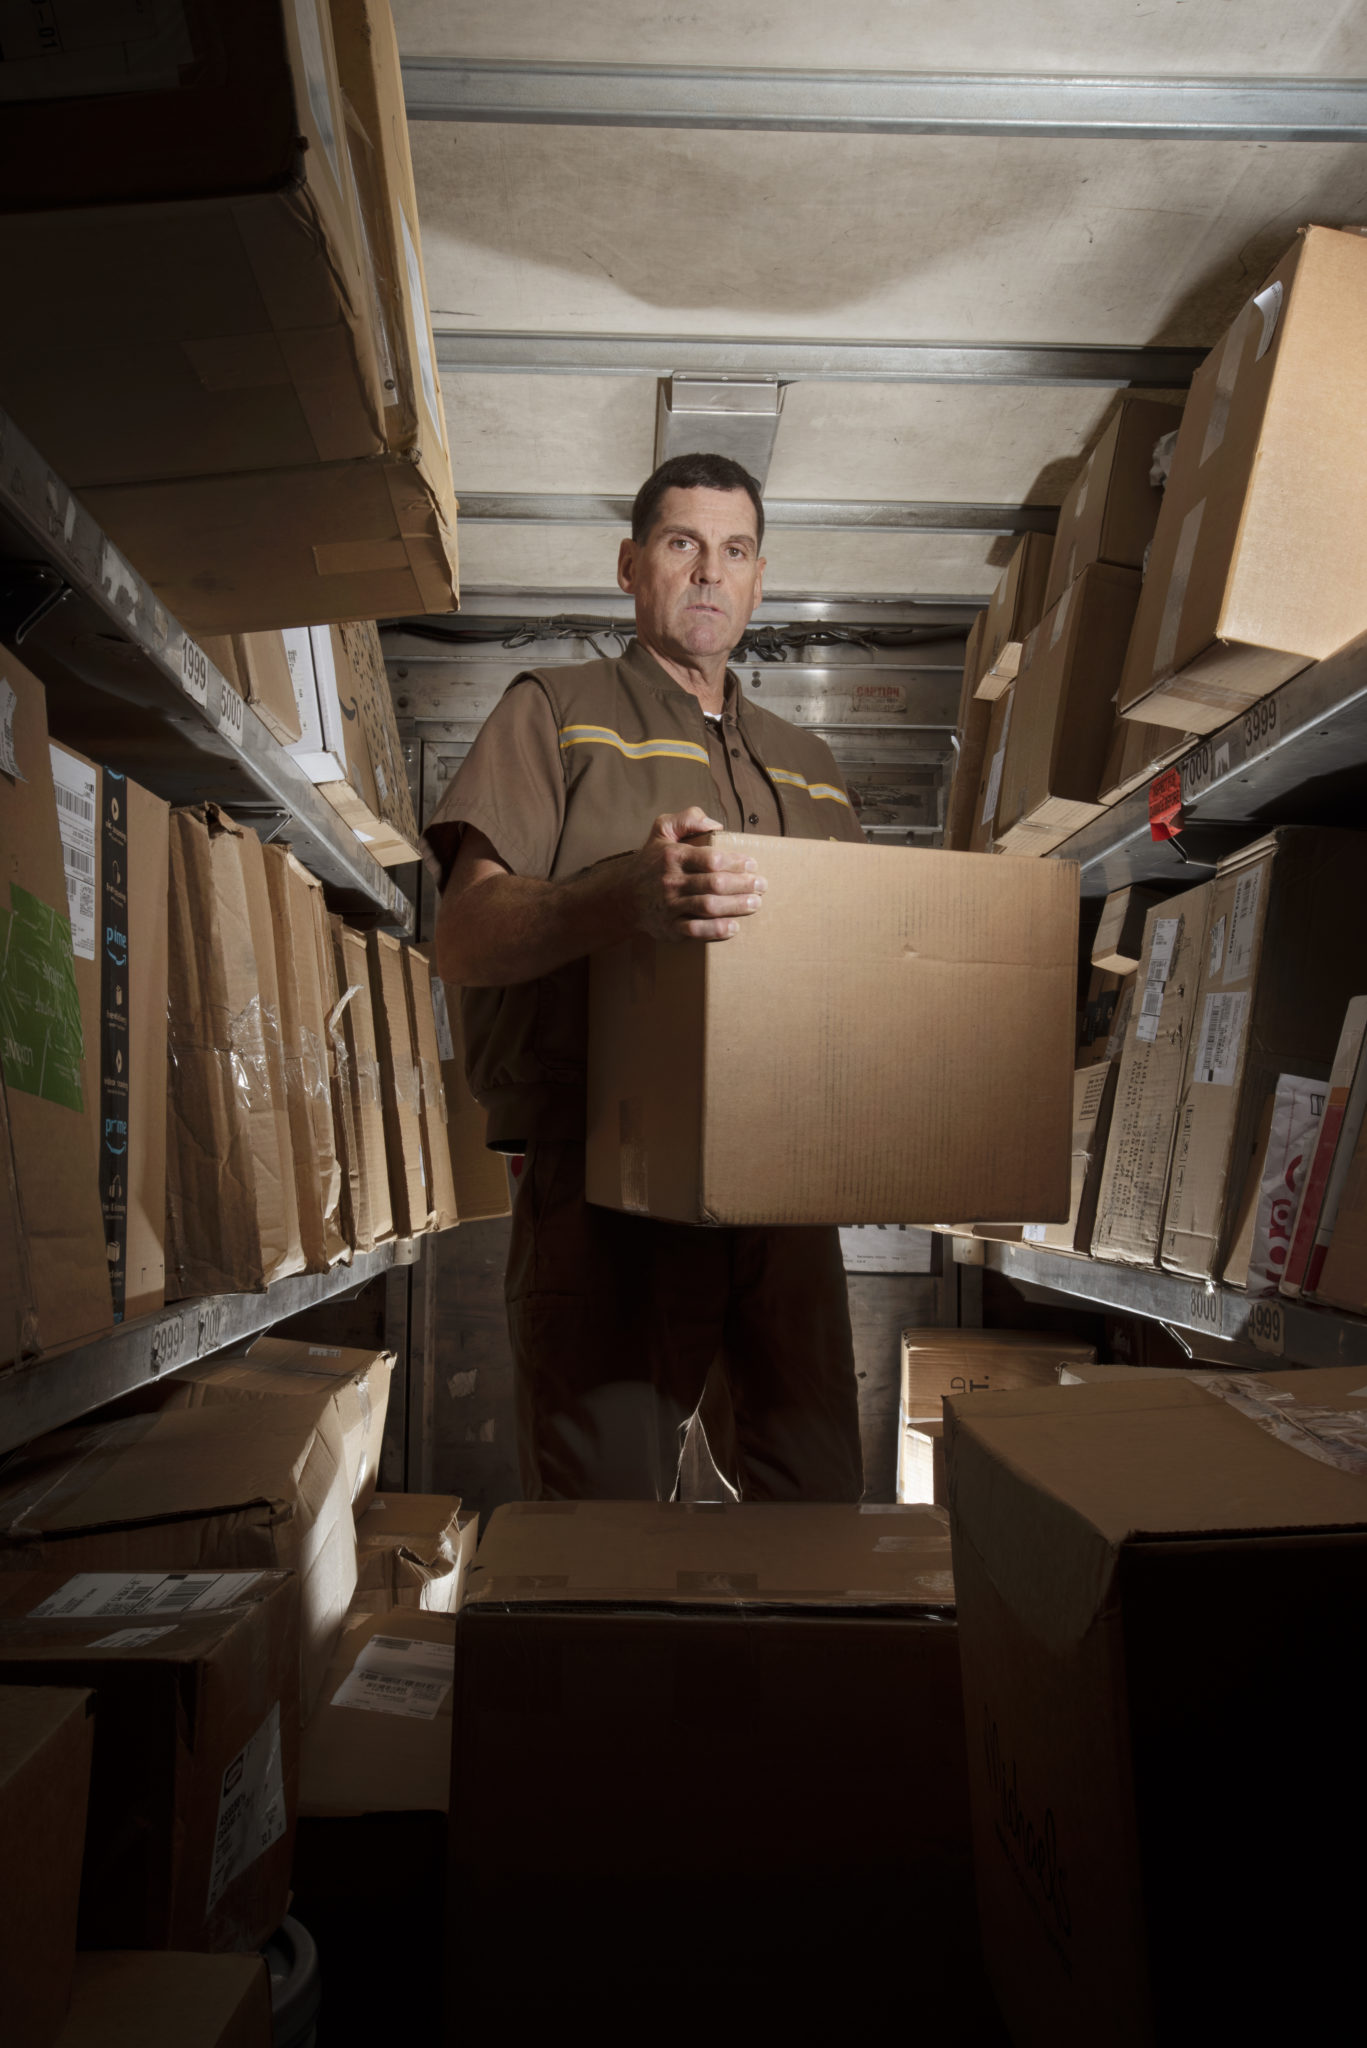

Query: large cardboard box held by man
0 656 111 1367
0 1403 355 1717
1119 226 1367 734
49 744 170 1324
945 1370 1367 2046
587 835 1078 1226
0 1684 92 2048
0 1571 297 1954
1161 829 1367 1280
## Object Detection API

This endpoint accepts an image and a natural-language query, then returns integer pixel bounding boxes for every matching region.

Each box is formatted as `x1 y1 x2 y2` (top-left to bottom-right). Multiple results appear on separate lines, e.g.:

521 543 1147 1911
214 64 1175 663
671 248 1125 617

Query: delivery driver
427 452 865 1503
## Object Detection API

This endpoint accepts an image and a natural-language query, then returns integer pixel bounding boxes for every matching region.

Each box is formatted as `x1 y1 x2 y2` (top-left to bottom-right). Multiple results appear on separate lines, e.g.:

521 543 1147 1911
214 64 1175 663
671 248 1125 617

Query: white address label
1194 991 1249 1087
207 1703 286 1911
331 1634 455 1721
30 1571 261 1621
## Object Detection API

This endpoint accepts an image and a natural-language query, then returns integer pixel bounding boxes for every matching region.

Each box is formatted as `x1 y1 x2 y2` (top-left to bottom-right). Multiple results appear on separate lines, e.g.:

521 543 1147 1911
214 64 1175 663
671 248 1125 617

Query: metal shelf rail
1055 629 1367 900
0 404 412 930
0 1244 405 1456
982 1240 1367 1368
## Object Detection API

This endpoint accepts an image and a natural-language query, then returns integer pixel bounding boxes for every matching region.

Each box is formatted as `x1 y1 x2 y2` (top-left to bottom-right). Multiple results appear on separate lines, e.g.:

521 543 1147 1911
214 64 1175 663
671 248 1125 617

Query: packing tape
1151 498 1204 682
356 1052 382 1109
1191 1373 1367 1478
298 1026 330 1104
1199 307 1251 468
421 1057 450 1128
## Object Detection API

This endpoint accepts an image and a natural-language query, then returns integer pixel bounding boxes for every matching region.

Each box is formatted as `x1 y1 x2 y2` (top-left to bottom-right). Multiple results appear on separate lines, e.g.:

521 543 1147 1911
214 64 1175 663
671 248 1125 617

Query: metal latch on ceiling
655 374 785 485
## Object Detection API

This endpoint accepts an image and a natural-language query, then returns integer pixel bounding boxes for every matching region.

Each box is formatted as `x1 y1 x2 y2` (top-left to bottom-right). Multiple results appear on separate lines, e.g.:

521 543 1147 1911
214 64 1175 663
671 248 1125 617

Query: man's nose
692 548 722 583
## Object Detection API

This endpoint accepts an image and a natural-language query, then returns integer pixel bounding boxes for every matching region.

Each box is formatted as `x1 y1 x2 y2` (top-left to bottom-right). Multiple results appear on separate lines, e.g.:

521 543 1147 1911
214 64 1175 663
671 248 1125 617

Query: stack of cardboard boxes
0 0 458 633
1 648 505 1371
944 225 1367 857
0 1334 474 2038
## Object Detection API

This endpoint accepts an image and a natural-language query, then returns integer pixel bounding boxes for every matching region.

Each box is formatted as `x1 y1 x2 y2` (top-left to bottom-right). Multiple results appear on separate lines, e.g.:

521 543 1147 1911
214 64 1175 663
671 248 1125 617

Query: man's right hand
621 807 767 944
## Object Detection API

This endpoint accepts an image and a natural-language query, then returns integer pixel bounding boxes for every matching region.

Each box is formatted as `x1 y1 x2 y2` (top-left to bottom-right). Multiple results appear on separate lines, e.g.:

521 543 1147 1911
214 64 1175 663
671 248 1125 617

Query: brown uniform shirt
425 638 862 1147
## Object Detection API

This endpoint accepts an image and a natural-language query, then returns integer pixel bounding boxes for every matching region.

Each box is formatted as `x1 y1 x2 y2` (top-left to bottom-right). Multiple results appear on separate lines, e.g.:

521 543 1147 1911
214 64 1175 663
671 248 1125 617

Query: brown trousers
505 1141 865 1503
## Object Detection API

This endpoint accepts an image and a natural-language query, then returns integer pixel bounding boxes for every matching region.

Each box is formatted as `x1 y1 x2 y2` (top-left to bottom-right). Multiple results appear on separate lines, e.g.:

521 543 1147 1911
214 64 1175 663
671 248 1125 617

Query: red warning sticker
1148 767 1183 842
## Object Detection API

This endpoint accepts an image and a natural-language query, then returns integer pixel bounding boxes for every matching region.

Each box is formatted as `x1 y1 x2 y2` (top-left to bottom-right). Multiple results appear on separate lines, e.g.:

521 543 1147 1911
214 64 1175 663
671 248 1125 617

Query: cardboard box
899 1329 1097 1426
1076 965 1132 1069
404 949 460 1232
57 1954 272 2048
454 1502 967 1887
157 1336 393 1517
234 633 302 749
1091 885 1215 1266
590 836 1077 1226
49 744 169 1324
261 848 346 1270
0 7 459 631
975 533 1052 698
165 806 302 1295
432 977 511 1223
968 685 1013 853
0 657 112 1366
329 921 394 1252
0 1570 297 1952
945 1371 1367 2045
329 0 451 479
0 4 381 483
943 611 988 850
301 1608 456 1817
1097 706 1192 807
1119 226 1367 734
1043 397 1186 613
994 565 1142 855
0 1685 93 2048
368 932 431 1236
974 1063 1119 1254
1162 829 1367 1280
1092 885 1167 975
336 621 420 849
352 1494 477 1615
283 628 421 866
1313 1104 1367 1314
0 1403 355 1718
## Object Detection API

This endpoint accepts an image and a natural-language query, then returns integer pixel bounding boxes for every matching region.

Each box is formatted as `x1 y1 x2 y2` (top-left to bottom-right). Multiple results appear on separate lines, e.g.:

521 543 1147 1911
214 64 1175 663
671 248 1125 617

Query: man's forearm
436 859 633 988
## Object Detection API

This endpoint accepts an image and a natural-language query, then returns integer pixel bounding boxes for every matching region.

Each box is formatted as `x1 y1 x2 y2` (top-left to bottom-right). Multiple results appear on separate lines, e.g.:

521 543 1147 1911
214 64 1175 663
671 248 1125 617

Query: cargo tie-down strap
1192 1373 1367 1478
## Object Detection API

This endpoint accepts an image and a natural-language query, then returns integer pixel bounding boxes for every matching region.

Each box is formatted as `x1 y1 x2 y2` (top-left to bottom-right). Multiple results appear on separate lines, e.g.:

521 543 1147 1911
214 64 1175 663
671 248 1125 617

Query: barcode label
54 782 95 822
30 1571 262 1620
1136 915 1181 1044
1194 991 1250 1087
49 745 98 960
207 1704 286 1911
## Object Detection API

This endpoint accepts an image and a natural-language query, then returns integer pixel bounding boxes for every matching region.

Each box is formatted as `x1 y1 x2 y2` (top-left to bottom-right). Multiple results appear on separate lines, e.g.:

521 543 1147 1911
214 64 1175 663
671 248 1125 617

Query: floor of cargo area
293 1827 1010 2043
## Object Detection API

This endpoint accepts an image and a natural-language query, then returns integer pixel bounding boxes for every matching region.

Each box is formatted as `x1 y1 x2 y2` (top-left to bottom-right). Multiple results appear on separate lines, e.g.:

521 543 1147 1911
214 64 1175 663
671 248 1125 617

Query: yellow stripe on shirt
767 766 853 807
559 724 710 765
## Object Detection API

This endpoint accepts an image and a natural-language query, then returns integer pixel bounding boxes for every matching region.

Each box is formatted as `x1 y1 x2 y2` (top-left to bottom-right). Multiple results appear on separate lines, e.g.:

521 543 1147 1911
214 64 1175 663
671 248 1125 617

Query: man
428 451 865 1502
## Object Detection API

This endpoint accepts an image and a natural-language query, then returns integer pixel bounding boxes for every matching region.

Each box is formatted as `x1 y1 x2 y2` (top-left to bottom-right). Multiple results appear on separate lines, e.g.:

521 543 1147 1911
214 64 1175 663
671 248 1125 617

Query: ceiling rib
417 594 982 625
434 332 1204 387
402 60 1367 142
456 493 1056 534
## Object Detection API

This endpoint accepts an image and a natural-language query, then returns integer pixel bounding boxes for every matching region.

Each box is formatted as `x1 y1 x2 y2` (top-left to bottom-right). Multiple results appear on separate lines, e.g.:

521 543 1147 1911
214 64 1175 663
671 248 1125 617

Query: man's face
617 485 765 660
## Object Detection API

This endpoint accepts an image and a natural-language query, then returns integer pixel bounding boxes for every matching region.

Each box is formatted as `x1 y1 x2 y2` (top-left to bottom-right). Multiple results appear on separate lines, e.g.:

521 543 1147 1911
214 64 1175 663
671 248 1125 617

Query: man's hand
620 807 767 944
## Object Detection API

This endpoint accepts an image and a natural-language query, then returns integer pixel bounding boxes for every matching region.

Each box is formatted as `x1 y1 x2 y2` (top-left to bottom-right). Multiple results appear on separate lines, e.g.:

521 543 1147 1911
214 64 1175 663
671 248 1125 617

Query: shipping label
0 676 21 780
49 746 97 961
331 1634 455 1721
1136 915 1181 1044
1223 865 1263 984
1193 991 1250 1087
87 1625 178 1651
30 1571 261 1620
207 1704 287 1911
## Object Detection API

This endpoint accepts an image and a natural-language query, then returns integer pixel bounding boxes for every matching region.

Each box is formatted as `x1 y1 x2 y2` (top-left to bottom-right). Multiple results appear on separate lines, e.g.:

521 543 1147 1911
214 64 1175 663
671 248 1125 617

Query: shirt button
748 812 759 826
731 747 741 758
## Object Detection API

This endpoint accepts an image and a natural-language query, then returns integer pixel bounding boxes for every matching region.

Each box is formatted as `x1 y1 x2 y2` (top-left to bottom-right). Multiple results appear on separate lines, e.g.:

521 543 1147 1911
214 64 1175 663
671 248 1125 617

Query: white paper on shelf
30 1570 261 1621
49 744 97 960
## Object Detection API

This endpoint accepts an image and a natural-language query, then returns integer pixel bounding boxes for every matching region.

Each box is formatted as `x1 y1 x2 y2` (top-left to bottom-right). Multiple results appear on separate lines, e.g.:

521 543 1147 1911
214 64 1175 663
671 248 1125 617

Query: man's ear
617 538 636 594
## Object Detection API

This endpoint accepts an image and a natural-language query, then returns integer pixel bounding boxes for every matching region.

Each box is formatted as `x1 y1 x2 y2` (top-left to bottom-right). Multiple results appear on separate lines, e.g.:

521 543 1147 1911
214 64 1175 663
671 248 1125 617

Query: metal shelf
0 1244 407 1455
1054 630 1367 900
983 1240 1367 1370
0 404 412 930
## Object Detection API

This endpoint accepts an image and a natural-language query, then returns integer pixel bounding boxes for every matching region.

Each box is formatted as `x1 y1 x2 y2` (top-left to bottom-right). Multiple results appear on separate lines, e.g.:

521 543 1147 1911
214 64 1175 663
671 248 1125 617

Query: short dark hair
631 452 765 550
